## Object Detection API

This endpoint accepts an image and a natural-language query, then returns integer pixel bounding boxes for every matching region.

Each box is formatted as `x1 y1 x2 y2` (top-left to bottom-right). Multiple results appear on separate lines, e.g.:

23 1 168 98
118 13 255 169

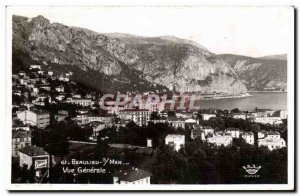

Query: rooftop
165 134 185 140
12 131 30 138
116 168 152 182
208 135 232 143
120 109 150 112
19 145 49 156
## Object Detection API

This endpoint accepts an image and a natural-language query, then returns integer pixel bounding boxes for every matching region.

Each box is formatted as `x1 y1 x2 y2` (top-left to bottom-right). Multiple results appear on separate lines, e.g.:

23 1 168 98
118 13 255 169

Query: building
54 114 67 122
29 65 41 70
241 132 255 145
87 115 113 124
265 131 281 140
17 110 50 129
232 113 247 120
119 109 150 126
201 113 216 121
191 125 214 140
12 131 31 157
19 146 50 181
191 126 205 141
184 118 198 130
165 134 185 151
280 110 288 119
70 98 93 107
113 167 152 184
253 117 283 125
258 137 286 151
88 122 107 141
225 127 240 138
167 117 185 129
207 135 233 147
55 86 64 93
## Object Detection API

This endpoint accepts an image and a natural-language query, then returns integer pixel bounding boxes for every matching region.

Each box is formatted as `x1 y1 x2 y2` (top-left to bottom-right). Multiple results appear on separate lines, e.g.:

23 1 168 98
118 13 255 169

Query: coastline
199 93 252 100
248 91 287 93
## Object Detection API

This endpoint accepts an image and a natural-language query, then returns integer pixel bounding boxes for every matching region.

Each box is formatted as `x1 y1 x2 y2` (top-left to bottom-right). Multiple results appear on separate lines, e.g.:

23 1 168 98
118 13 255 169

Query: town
12 65 288 184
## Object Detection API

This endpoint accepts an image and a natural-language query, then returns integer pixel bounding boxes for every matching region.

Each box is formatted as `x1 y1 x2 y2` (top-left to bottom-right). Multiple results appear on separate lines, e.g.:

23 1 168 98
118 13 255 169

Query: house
119 109 151 126
191 126 205 141
54 114 67 122
264 131 281 140
225 127 240 138
47 71 53 76
12 131 31 157
29 65 41 70
165 134 185 151
280 110 288 119
88 122 107 141
149 118 167 124
113 167 152 184
191 125 214 140
37 70 45 75
35 94 49 102
55 86 64 93
87 115 113 124
167 117 185 129
258 137 286 151
70 98 93 107
241 132 255 145
207 135 233 147
253 117 282 125
19 146 50 181
232 113 247 120
184 118 198 130
39 85 51 91
201 113 216 121
17 110 50 129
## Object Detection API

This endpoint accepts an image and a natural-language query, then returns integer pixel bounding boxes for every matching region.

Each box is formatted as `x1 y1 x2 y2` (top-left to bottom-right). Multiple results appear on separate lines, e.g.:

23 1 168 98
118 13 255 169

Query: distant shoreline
248 91 287 93
200 93 251 100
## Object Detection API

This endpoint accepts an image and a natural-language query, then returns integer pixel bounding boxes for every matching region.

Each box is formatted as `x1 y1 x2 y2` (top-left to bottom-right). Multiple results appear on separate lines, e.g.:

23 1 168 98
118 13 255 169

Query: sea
199 92 287 111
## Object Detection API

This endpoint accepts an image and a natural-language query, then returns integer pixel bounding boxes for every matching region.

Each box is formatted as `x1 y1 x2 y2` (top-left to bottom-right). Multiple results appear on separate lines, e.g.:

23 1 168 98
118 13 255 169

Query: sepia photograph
5 5 295 191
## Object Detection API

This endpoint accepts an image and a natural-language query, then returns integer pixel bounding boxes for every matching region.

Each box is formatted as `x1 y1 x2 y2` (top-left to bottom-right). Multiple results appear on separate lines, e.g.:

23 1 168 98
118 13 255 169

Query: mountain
218 54 287 91
259 54 287 61
13 15 247 95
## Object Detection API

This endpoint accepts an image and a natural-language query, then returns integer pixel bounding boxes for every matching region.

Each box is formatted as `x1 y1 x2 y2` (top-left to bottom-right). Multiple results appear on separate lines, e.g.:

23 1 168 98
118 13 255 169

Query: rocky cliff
13 15 247 95
218 54 287 91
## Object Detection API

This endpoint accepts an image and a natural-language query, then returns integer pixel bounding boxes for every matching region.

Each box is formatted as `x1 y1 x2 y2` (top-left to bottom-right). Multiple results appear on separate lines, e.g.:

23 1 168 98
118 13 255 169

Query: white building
207 135 233 147
12 131 31 157
253 117 282 125
280 110 288 119
165 134 185 151
191 125 214 140
241 132 255 145
29 65 41 70
258 137 286 151
17 110 50 129
201 113 216 121
232 113 247 120
113 168 152 184
70 98 93 107
225 128 240 138
119 109 150 126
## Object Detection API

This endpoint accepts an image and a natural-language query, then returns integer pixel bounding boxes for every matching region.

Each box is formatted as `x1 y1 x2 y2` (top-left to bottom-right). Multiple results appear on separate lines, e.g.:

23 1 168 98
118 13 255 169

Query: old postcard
6 5 295 191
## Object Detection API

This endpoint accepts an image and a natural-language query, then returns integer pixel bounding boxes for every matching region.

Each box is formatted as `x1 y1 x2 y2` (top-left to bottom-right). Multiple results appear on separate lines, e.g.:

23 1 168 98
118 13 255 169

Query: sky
7 6 294 57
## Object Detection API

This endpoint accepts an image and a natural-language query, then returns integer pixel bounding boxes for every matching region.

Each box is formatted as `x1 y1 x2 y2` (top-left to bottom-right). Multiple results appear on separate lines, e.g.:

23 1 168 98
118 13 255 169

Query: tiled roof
12 131 30 138
117 168 152 182
19 146 48 156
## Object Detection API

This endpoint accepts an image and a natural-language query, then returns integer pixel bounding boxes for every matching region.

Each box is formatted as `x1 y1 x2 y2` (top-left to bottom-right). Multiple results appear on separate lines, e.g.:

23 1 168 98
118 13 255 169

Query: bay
199 92 287 111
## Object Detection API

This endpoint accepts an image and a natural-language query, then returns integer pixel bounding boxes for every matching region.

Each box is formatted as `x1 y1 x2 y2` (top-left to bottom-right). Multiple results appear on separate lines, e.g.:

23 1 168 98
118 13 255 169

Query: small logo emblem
243 164 261 175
